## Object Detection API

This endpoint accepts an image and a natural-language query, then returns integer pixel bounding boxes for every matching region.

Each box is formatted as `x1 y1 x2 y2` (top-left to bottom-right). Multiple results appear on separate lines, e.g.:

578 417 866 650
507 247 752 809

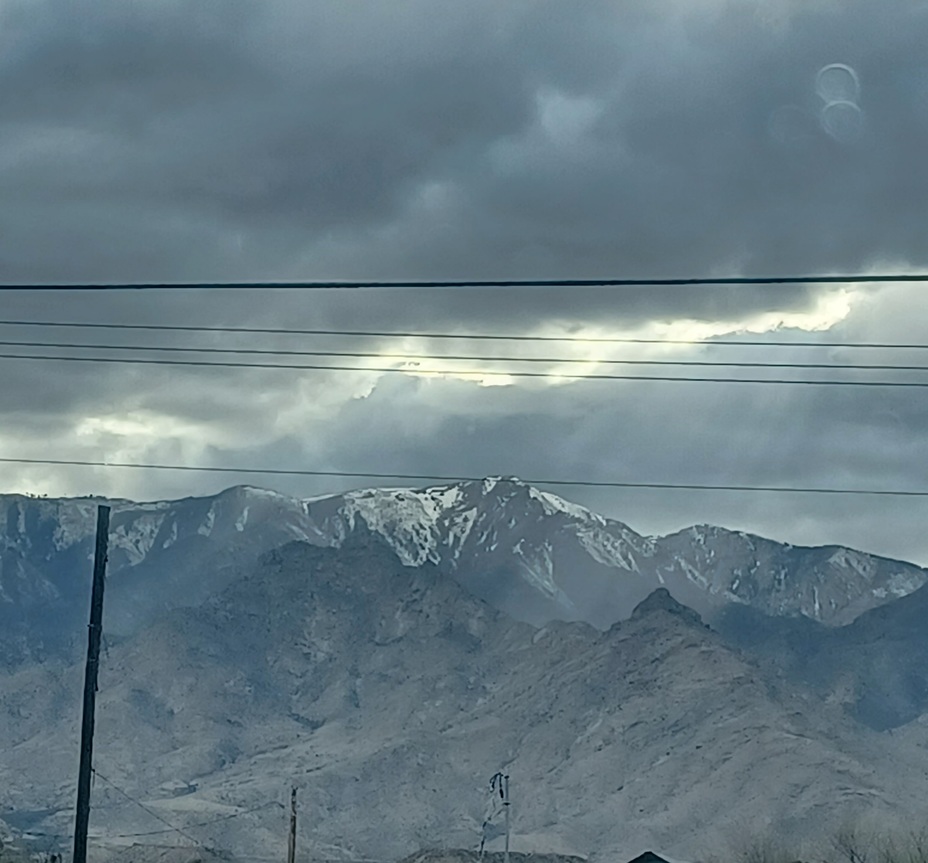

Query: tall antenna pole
287 786 297 863
503 774 510 863
72 505 111 863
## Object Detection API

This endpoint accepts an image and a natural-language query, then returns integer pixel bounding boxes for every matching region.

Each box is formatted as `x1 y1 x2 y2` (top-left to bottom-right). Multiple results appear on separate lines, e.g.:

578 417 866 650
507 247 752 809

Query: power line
3 337 928 372
105 802 284 839
1 272 928 290
3 318 925 350
22 803 282 850
4 350 928 387
4 456 928 497
90 769 202 848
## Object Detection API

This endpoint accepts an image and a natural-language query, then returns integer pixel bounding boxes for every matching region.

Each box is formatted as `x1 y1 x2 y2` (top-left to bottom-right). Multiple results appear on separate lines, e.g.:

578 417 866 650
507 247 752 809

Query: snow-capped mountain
309 478 928 628
1 477 925 666
6 487 928 859
303 478 660 628
0 485 338 664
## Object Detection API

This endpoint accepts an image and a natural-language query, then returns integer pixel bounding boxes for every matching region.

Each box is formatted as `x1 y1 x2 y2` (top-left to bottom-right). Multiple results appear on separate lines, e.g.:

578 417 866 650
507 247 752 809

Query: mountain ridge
2 478 926 670
3 538 926 861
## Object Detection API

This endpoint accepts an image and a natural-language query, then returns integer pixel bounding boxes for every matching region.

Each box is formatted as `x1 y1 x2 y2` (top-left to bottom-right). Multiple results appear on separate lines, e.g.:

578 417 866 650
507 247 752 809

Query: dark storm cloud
2 0 928 564
299 348 928 565
6 0 926 308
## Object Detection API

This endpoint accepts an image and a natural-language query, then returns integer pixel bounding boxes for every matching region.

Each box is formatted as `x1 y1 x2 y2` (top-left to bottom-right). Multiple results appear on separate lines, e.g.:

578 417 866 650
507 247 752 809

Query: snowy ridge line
3 477 928 630
3 478 928 563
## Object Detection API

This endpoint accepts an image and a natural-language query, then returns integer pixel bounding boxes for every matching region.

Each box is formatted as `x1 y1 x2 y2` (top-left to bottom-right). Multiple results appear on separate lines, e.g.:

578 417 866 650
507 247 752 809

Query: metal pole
72 505 110 863
503 774 510 863
287 786 297 863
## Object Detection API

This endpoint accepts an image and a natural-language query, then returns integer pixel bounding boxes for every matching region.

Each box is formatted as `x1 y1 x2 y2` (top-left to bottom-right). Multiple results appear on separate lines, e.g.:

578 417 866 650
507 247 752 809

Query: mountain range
2 478 924 664
4 479 928 861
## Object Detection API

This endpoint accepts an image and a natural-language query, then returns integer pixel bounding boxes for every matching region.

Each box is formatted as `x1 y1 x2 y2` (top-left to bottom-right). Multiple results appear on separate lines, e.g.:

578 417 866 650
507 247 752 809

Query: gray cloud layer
2 0 928 564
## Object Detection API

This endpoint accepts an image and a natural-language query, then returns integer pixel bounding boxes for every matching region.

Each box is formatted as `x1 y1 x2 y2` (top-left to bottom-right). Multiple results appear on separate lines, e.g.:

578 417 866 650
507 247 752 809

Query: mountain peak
630 588 704 627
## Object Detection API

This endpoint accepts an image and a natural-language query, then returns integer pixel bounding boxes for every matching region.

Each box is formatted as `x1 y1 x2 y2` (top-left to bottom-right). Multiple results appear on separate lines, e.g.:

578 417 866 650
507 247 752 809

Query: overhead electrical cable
2 337 928 372
2 350 928 387
3 457 928 497
106 802 284 840
90 769 202 848
0 318 923 350
1 273 928 290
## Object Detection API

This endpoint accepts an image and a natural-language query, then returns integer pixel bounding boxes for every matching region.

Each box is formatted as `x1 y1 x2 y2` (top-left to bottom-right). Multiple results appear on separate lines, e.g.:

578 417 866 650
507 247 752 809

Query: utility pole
287 786 297 863
503 774 510 863
72 505 110 863
486 772 511 863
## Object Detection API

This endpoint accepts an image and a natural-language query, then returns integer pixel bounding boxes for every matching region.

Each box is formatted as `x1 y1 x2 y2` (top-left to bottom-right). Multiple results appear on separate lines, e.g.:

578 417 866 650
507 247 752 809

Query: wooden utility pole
72 505 110 863
486 772 511 863
287 786 297 863
503 774 510 863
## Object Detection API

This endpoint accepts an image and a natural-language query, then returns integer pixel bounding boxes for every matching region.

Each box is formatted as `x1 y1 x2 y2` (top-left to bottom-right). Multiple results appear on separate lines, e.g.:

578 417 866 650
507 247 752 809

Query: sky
3 0 928 562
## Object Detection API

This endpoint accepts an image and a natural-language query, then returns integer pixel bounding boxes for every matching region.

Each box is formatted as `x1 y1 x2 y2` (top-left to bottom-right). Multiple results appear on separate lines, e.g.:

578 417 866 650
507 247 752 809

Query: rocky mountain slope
0 486 325 664
718 574 928 731
4 538 928 862
2 478 925 669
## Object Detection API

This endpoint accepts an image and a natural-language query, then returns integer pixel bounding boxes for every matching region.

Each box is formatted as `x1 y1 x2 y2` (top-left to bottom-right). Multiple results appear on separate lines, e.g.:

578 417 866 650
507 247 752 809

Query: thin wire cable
105 802 284 839
0 318 917 349
90 769 202 847
1 273 928 290
2 337 928 372
4 456 928 497
4 350 928 386
24 809 278 852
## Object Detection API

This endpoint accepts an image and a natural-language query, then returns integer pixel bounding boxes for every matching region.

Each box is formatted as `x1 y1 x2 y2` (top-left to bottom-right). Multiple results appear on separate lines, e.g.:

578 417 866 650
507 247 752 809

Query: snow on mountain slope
337 484 471 566
328 479 629 573
653 523 928 626
310 477 927 629
0 486 327 664
308 477 658 627
2 477 926 668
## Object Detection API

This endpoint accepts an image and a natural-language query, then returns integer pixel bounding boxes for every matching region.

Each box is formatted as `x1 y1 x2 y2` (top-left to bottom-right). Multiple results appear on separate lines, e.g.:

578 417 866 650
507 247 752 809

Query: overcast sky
3 0 928 563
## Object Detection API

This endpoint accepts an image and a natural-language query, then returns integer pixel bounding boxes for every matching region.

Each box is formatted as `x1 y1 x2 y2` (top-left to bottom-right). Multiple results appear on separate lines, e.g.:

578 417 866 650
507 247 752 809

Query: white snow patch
235 506 250 532
341 487 463 566
676 556 709 589
111 513 167 566
300 491 342 506
885 570 926 598
198 504 216 537
576 526 640 571
52 502 100 550
283 521 314 542
476 525 497 547
828 548 876 580
513 538 558 595
446 507 477 559
528 487 604 524
162 520 178 549
239 486 297 503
